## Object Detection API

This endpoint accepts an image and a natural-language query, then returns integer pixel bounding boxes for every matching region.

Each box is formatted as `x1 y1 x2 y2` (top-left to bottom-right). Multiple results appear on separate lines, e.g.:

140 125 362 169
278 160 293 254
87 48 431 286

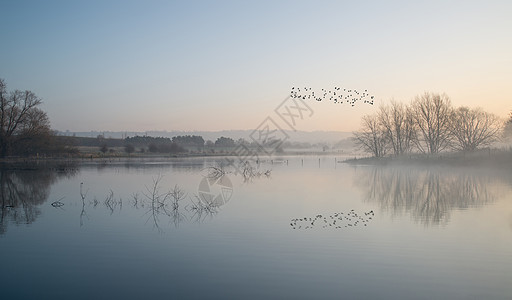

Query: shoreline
342 149 512 169
2 148 511 170
0 151 353 170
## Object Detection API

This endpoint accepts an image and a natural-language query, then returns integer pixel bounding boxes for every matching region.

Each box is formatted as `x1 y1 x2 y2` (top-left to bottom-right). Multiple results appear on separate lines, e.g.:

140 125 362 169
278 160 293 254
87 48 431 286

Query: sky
1 0 511 133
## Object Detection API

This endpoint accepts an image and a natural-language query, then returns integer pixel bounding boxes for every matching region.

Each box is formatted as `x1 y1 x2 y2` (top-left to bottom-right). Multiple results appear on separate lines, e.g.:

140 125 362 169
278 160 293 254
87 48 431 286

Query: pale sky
1 0 511 132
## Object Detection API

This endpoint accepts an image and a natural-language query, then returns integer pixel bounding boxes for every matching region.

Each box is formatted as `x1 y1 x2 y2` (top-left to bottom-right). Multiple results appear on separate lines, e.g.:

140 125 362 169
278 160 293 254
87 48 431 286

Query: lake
1 156 511 299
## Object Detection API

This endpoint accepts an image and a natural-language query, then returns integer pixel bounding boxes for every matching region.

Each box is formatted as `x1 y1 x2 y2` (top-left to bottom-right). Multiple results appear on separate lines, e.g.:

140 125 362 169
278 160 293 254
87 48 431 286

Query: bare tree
410 92 452 154
378 100 416 156
12 107 54 154
0 79 46 157
504 111 512 140
450 107 502 151
353 114 388 157
100 144 108 154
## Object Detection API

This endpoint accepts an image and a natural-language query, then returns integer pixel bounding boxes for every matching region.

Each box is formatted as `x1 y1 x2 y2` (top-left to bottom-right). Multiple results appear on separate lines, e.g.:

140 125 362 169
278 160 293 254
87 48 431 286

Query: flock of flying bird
290 87 375 106
290 210 375 229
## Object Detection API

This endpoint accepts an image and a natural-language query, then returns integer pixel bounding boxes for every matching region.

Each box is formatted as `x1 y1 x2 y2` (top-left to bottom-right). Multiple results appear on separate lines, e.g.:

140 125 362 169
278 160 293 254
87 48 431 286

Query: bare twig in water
80 182 88 201
170 184 186 211
239 161 272 182
79 195 87 226
241 161 255 181
79 203 88 226
168 185 186 227
142 175 174 232
73 176 221 230
90 196 99 207
78 182 89 226
104 190 116 215
51 197 65 208
102 190 123 214
170 206 185 228
203 165 227 180
187 194 218 222
132 192 140 208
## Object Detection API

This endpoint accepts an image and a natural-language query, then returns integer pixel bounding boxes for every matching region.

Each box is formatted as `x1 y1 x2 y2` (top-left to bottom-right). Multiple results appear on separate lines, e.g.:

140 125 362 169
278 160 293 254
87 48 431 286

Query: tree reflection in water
0 168 76 234
355 166 496 225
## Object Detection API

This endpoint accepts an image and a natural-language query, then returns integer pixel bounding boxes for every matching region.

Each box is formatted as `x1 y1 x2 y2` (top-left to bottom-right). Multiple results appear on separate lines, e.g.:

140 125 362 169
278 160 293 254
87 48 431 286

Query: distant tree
51 135 78 155
160 143 185 153
125 136 172 146
205 140 214 147
100 144 108 153
215 136 235 147
353 114 388 157
148 143 158 153
172 135 204 147
124 136 185 153
504 111 512 140
124 144 135 154
450 107 502 151
378 100 416 156
236 138 250 146
410 92 453 154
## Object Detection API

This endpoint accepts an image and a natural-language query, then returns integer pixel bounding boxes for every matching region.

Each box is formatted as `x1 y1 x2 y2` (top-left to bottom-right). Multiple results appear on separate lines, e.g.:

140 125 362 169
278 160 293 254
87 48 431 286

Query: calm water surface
1 156 511 299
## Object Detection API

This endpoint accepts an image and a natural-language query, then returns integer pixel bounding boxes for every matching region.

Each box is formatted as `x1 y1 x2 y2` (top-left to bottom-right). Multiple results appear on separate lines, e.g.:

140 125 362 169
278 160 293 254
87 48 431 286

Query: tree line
87 135 238 154
122 135 239 154
353 92 506 157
